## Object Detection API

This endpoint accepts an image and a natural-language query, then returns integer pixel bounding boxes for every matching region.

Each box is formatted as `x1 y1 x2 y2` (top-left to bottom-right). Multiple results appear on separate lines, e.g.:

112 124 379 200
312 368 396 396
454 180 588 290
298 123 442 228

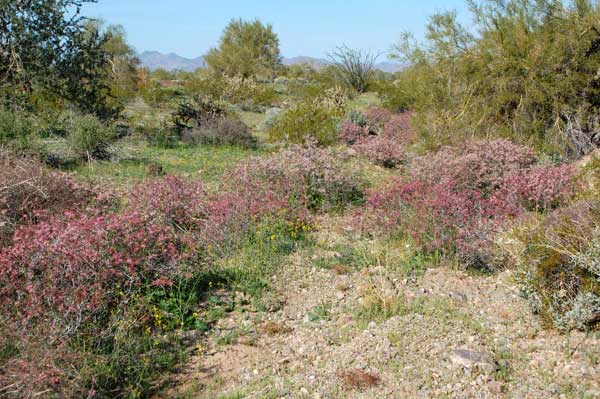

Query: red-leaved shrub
353 136 405 168
383 112 414 143
359 178 510 261
0 211 189 335
230 144 364 213
0 154 100 246
129 175 207 229
338 121 368 145
493 164 578 211
362 107 393 130
412 139 537 194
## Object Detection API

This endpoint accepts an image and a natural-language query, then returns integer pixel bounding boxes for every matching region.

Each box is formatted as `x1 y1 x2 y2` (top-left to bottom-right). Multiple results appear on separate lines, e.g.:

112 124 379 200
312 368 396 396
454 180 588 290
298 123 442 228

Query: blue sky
82 0 471 60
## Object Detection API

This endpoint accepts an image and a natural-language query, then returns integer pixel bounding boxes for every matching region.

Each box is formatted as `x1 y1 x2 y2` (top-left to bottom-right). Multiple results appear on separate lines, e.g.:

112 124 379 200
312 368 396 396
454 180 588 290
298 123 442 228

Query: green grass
71 141 267 187
348 92 382 111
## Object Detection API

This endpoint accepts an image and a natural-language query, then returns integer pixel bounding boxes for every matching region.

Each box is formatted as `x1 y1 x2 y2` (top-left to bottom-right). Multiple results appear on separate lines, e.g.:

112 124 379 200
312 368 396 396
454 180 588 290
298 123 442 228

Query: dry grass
260 321 293 336
336 369 381 390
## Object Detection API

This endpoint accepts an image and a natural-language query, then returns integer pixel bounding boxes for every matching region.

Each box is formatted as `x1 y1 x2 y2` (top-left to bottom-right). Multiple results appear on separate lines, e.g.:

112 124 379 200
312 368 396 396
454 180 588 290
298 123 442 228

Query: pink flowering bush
412 139 537 194
338 121 368 144
0 211 189 334
383 112 414 143
358 178 512 268
0 154 101 246
129 175 207 229
362 107 393 132
230 144 365 213
493 164 579 212
353 136 405 168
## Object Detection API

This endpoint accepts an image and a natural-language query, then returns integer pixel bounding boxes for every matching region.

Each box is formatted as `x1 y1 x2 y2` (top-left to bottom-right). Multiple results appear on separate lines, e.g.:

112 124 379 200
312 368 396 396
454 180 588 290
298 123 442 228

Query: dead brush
337 369 381 390
260 321 293 336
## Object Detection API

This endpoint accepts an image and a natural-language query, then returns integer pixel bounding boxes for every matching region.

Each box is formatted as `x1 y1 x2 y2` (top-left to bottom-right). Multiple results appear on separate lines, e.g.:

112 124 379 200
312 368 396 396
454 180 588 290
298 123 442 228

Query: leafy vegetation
3 1 600 397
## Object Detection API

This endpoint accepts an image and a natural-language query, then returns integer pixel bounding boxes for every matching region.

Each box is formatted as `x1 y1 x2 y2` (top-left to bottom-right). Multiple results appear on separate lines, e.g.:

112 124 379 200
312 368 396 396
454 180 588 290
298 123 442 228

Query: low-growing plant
181 116 257 148
492 164 578 212
362 106 393 133
129 175 207 229
231 144 365 214
353 136 405 168
412 139 537 195
511 201 600 330
68 114 116 160
338 121 368 145
383 112 414 143
0 154 99 246
267 101 340 145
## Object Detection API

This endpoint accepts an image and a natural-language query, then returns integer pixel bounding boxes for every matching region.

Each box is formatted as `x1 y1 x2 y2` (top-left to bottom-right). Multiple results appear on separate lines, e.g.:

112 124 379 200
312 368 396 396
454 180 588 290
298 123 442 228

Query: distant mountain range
138 51 404 73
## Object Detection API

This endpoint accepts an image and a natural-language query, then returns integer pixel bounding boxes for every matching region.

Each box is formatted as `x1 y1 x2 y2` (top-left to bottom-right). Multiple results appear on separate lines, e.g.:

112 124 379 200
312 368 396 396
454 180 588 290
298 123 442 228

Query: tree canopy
205 19 281 78
0 0 120 118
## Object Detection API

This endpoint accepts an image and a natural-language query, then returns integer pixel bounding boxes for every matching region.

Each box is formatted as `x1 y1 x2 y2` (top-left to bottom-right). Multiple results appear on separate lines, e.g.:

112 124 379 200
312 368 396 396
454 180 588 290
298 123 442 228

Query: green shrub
68 114 116 160
267 88 347 146
0 109 37 153
511 201 600 330
392 1 600 157
143 124 178 148
267 102 340 145
181 117 257 147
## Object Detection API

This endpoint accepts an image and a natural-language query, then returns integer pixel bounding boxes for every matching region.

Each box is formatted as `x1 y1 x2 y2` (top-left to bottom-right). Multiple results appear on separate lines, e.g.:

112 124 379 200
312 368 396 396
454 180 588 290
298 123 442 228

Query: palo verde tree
392 0 600 157
205 19 282 78
328 45 379 93
0 0 121 119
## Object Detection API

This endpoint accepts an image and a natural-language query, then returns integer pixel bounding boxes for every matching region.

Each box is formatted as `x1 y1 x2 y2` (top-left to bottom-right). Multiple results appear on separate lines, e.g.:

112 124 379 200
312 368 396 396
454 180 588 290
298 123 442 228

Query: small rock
450 349 498 373
448 290 468 302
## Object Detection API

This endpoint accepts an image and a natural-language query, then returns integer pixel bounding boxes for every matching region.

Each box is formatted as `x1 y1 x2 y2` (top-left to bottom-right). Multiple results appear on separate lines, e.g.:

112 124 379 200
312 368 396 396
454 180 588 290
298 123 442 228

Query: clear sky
82 0 471 60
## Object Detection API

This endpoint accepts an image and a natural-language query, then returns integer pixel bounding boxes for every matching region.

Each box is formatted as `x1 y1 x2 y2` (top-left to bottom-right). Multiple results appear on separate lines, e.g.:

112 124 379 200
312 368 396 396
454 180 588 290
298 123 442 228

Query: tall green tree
0 0 121 118
392 0 600 157
205 19 281 78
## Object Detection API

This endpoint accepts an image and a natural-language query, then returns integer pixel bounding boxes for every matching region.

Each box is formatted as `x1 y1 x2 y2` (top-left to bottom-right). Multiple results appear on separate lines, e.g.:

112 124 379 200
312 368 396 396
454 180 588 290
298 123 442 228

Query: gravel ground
164 216 600 399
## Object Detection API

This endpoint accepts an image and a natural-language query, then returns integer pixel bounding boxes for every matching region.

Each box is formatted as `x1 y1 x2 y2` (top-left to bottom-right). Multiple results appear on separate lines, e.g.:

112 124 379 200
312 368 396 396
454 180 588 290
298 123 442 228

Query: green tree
0 0 121 118
205 19 281 78
391 0 600 157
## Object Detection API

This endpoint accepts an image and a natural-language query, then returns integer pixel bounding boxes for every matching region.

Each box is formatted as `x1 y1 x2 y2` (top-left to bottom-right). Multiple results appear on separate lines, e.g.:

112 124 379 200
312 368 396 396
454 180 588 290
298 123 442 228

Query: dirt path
165 216 600 399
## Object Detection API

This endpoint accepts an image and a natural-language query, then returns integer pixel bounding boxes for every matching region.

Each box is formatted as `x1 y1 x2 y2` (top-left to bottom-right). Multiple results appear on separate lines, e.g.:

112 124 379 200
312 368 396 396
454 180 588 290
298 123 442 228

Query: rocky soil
163 216 600 399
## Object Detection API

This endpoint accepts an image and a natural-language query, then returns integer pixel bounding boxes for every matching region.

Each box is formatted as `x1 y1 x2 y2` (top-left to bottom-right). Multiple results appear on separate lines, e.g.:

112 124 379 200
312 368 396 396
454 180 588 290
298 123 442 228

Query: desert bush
68 114 116 160
222 74 278 110
181 116 257 147
338 121 368 145
353 136 405 168
173 95 228 133
0 154 98 246
362 106 393 133
268 86 348 145
493 164 579 212
412 139 537 195
383 112 414 143
0 208 194 398
392 1 600 157
0 108 40 154
231 144 364 213
129 175 207 230
267 102 340 145
512 201 600 330
0 211 189 334
328 46 378 93
358 178 511 267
